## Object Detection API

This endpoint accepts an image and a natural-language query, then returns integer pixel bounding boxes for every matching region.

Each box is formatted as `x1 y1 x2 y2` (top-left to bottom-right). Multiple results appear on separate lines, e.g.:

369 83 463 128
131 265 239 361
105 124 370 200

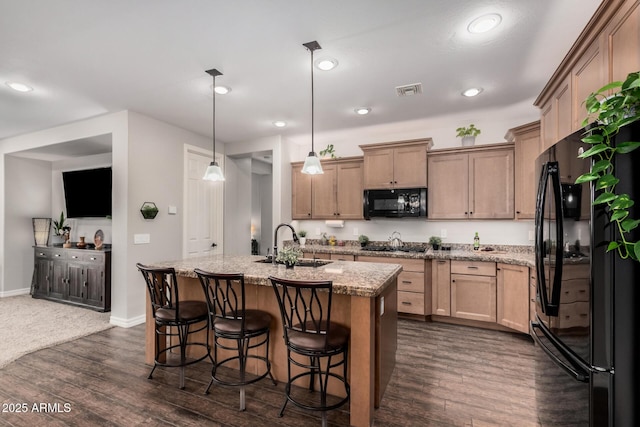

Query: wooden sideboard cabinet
32 246 111 312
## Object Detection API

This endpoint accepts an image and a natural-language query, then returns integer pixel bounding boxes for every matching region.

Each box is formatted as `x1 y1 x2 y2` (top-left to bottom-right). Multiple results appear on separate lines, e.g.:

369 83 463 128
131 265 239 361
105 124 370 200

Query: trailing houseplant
575 71 640 262
319 144 337 159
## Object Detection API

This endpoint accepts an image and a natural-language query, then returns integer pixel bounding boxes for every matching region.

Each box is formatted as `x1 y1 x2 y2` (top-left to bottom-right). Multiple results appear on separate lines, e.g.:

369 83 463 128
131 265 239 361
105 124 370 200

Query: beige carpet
0 294 113 368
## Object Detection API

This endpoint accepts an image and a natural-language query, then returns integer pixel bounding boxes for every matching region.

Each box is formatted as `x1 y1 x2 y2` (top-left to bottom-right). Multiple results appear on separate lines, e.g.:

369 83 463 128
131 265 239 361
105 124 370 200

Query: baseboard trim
109 314 145 328
0 288 31 298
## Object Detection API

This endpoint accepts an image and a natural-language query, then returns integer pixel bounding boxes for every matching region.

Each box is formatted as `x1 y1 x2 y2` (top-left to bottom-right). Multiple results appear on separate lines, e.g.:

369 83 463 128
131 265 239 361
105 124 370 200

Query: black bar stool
269 276 350 427
195 269 276 411
136 263 211 389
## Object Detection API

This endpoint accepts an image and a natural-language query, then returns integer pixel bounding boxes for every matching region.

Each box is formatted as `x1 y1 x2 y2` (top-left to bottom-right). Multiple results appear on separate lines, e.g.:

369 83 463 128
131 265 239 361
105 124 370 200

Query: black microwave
363 188 427 219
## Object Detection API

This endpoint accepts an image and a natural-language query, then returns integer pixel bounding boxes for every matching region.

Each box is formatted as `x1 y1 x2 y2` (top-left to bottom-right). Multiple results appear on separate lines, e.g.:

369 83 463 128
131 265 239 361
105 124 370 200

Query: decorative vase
299 237 306 247
461 136 475 147
77 236 87 249
62 231 72 248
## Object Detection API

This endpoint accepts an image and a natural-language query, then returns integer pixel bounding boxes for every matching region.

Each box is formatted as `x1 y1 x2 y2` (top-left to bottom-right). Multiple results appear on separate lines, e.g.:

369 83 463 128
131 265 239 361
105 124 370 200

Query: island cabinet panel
506 121 540 220
331 253 355 262
356 255 430 317
292 157 364 220
360 139 430 190
450 260 497 323
32 247 111 312
303 251 331 260
496 263 530 334
427 144 514 219
431 259 451 316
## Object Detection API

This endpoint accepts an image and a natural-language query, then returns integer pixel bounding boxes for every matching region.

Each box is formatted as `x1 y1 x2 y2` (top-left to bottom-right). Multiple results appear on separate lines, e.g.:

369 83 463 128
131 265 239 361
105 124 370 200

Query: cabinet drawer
560 278 589 303
330 253 355 262
82 252 106 263
451 260 496 276
303 252 331 260
35 249 55 259
356 255 424 272
398 291 425 315
397 271 424 293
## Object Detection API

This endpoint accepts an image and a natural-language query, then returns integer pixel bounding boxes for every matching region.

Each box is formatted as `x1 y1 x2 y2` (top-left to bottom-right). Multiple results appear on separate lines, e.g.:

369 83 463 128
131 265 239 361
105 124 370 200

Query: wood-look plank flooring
0 320 586 426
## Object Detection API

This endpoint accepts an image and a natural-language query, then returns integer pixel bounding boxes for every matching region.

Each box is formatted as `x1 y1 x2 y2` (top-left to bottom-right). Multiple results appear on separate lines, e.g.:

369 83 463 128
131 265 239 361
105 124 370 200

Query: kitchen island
145 254 401 427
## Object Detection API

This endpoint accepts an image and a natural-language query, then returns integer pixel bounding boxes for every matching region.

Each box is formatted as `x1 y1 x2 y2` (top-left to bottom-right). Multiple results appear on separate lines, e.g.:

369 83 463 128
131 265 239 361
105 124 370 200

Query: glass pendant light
301 41 324 175
203 68 226 181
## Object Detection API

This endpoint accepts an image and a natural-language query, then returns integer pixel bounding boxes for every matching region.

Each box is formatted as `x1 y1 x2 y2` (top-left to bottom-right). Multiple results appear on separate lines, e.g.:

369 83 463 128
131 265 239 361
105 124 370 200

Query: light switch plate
168 205 177 215
528 230 534 241
440 229 447 238
134 233 150 244
353 227 359 236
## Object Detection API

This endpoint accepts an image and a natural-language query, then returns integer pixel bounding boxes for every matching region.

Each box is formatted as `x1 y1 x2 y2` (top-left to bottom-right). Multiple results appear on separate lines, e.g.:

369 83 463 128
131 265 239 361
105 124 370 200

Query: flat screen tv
62 167 112 218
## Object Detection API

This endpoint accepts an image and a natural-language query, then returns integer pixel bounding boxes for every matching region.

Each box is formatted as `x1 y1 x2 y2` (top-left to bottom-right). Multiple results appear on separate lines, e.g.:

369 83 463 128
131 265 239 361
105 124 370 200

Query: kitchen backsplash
292 218 537 247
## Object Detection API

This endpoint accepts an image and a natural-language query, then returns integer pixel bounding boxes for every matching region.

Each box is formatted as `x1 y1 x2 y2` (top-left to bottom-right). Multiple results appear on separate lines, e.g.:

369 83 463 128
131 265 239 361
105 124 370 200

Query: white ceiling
0 0 602 147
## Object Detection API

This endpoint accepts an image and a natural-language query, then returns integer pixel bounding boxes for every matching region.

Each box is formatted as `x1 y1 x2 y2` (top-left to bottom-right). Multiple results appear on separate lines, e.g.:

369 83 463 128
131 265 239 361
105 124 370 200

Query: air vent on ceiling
396 83 423 97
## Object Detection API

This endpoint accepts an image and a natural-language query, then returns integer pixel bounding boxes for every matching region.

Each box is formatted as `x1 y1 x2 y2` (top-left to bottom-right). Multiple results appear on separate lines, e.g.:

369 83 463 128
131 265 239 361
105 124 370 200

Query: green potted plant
298 230 307 247
358 234 369 247
428 236 442 250
276 247 302 268
319 144 337 159
456 124 481 146
576 71 640 263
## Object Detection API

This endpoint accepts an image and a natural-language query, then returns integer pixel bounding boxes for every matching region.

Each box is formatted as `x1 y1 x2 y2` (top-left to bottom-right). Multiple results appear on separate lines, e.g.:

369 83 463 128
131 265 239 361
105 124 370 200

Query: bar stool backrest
136 263 181 320
196 271 246 329
269 276 333 350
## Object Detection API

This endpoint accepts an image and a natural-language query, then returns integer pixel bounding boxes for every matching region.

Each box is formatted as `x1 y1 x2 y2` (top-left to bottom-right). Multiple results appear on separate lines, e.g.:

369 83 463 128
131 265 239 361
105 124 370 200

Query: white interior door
184 145 224 258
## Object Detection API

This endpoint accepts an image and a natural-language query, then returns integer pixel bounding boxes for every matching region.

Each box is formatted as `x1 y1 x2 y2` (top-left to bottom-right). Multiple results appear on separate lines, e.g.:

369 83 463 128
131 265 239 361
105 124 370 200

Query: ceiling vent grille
396 83 423 97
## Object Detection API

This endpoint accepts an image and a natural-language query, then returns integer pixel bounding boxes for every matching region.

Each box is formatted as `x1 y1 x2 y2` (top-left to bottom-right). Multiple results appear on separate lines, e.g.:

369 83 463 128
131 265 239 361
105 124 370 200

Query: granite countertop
300 243 537 267
150 254 402 298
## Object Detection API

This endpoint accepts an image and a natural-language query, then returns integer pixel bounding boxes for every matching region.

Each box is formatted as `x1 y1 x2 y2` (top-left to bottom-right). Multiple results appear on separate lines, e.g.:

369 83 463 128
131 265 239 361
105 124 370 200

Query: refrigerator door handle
530 320 590 383
535 161 564 316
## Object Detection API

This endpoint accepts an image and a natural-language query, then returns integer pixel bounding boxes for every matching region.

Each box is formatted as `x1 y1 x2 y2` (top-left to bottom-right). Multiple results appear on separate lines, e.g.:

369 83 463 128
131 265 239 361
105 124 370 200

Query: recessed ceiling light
315 58 338 71
6 81 34 92
273 121 287 128
354 107 371 115
462 87 483 97
213 85 231 95
467 13 502 34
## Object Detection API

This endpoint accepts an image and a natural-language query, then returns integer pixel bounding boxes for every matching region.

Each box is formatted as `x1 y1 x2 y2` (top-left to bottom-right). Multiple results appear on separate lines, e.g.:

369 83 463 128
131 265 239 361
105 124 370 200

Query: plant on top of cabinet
319 144 337 159
576 71 640 263
456 124 481 147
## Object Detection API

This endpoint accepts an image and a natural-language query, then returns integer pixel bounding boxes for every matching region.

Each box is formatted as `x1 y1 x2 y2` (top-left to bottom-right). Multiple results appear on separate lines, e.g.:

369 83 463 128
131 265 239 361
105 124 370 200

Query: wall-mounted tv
62 167 112 218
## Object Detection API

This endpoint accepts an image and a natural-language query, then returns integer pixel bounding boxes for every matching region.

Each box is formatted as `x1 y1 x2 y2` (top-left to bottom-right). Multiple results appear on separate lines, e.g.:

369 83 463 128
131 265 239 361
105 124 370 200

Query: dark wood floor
0 319 587 426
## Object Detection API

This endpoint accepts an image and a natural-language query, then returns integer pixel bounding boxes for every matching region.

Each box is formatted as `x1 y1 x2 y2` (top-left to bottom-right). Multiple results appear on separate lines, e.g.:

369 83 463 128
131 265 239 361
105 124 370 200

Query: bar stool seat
269 276 350 427
195 269 276 411
136 263 211 390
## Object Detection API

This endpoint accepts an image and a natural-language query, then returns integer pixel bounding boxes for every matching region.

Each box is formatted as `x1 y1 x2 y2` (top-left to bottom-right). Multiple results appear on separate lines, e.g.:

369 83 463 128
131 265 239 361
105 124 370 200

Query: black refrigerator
530 121 640 427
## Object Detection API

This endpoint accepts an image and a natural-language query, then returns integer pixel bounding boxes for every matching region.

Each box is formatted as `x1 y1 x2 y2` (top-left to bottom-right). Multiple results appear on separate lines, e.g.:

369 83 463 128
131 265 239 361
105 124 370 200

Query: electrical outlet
315 228 321 236
353 227 359 236
529 230 534 241
440 229 447 238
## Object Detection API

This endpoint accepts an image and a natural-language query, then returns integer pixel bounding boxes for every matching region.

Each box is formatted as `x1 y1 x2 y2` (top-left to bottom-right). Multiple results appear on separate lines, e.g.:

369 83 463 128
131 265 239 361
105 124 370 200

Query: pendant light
203 68 226 181
301 41 324 175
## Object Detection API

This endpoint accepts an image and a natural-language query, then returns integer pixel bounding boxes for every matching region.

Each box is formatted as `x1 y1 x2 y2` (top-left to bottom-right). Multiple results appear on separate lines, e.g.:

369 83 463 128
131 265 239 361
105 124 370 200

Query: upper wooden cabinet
536 0 640 142
505 121 541 220
360 139 431 189
291 163 312 219
291 157 364 220
428 143 515 220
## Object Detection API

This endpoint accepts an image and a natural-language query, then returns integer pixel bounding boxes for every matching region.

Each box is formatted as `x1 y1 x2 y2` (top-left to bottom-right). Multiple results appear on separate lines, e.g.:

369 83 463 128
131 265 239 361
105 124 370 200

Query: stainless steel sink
254 258 332 267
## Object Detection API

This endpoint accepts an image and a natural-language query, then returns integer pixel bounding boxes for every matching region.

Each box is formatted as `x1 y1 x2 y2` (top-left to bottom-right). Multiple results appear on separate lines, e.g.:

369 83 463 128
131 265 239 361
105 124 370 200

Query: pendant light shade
203 68 225 182
301 41 324 175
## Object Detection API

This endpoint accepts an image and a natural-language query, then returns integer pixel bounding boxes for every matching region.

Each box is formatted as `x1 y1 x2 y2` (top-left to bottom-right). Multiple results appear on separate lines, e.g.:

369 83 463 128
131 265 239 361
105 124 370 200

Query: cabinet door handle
437 260 447 264
469 211 473 214
72 255 78 259
467 266 479 269
402 280 412 284
401 301 412 305
55 254 61 257
90 257 97 261
452 279 456 283
38 252 45 256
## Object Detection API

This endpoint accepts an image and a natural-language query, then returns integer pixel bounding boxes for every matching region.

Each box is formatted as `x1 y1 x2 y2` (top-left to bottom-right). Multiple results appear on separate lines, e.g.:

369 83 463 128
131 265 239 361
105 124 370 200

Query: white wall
224 156 252 255
2 156 52 296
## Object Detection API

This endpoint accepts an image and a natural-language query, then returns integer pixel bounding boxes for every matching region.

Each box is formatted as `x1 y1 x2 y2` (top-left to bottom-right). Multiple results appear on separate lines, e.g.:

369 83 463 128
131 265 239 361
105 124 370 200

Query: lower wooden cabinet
431 259 451 316
451 260 497 323
357 255 430 316
496 263 530 333
32 247 111 312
